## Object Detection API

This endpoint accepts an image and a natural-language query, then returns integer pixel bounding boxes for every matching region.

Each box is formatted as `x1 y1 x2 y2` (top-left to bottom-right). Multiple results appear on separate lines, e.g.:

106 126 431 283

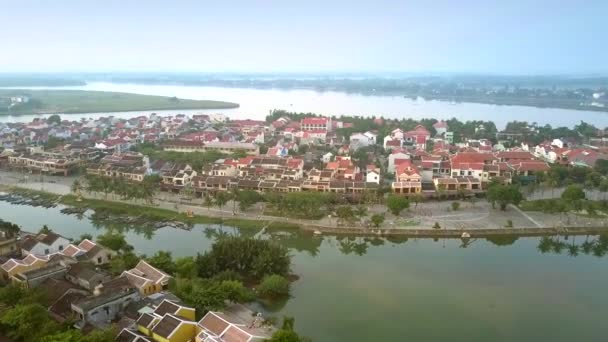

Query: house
116 329 152 342
404 125 431 149
196 304 275 342
71 286 140 329
300 117 331 131
20 232 71 257
10 262 68 289
0 233 18 256
122 260 172 296
433 121 449 136
449 152 495 179
388 151 410 173
147 314 197 342
1 254 49 282
350 131 377 150
60 239 116 265
321 152 334 163
365 165 381 184
392 161 422 194
65 263 112 291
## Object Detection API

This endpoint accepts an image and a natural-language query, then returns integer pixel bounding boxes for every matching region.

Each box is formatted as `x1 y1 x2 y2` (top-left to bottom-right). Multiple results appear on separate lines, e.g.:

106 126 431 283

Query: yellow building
122 260 172 296
135 300 197 342
150 314 197 342
0 254 48 282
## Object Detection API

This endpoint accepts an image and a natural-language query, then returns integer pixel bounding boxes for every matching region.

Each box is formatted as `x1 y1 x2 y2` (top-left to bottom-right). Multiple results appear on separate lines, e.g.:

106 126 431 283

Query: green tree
561 184 586 211
109 251 139 275
237 190 262 212
257 274 291 298
386 194 410 216
147 251 176 275
214 191 230 212
0 219 20 238
0 304 60 342
196 237 291 281
336 206 355 225
451 201 460 211
97 231 129 251
370 213 385 228
486 184 523 210
39 224 52 234
46 114 61 125
175 256 197 278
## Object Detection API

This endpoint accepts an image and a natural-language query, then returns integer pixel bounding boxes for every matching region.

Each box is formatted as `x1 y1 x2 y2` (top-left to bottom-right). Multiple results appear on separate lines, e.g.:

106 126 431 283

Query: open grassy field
0 89 238 114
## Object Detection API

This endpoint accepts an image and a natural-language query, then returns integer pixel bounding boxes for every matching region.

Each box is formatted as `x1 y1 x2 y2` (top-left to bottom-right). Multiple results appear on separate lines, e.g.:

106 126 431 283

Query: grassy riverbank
0 89 238 115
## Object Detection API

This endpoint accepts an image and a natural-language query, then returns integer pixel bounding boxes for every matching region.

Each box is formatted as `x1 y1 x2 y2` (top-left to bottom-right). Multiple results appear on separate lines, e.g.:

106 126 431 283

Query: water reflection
537 235 608 257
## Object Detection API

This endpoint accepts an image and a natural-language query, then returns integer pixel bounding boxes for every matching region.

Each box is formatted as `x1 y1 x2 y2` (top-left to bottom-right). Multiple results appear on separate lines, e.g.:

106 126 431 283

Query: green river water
1 200 607 341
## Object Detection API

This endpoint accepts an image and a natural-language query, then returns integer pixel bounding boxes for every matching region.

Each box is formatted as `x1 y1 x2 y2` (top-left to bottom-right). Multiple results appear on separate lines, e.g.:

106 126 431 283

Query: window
44 249 49 255
97 257 102 264
59 245 63 251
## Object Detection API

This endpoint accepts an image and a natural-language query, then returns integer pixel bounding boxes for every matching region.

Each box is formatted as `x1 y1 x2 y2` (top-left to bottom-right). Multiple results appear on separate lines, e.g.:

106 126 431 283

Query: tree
269 316 306 342
370 214 385 228
451 201 460 211
214 191 230 212
70 179 82 195
109 251 139 275
147 251 176 275
39 224 52 234
336 206 355 225
97 231 129 251
175 257 197 278
0 219 20 238
237 190 262 212
196 237 291 281
77 233 93 243
257 274 291 298
561 184 586 211
410 193 424 208
354 205 368 221
47 114 61 125
595 159 608 176
0 304 60 342
486 184 523 210
386 194 410 216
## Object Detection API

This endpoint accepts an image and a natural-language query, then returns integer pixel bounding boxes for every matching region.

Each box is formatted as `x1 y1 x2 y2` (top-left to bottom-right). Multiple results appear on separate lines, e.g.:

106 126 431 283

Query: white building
20 232 71 257
321 152 334 163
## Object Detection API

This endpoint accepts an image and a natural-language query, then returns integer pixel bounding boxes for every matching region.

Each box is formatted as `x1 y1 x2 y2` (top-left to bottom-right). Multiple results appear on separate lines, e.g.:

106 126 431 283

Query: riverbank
0 89 238 115
2 182 607 238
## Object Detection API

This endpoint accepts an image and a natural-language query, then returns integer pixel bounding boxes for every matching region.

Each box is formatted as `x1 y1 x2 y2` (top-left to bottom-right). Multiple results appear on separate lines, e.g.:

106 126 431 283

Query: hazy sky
1 0 606 74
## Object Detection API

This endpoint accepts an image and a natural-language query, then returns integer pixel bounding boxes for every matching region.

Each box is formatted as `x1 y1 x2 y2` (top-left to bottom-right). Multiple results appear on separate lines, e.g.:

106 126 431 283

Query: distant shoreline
0 89 239 116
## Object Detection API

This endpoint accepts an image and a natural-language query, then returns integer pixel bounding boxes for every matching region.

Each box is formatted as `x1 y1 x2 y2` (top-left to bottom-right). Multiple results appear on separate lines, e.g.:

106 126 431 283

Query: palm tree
203 194 214 211
354 205 368 223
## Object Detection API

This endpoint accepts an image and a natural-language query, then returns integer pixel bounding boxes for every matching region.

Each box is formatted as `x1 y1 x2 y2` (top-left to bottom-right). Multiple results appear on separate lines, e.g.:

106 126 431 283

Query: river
2 199 608 341
1 82 607 129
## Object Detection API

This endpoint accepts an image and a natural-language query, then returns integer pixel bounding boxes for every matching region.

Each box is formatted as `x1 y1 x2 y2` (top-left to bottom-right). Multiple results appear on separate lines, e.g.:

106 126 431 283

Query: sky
1 0 607 74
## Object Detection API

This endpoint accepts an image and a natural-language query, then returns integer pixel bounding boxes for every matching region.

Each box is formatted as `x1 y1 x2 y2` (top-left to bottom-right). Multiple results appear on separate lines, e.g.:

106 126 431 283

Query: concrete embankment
301 225 608 238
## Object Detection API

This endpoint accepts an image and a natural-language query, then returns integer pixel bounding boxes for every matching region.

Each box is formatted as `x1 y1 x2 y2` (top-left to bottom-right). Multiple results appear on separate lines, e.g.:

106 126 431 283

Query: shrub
257 274 291 298
433 222 441 229
451 201 460 211
505 220 513 228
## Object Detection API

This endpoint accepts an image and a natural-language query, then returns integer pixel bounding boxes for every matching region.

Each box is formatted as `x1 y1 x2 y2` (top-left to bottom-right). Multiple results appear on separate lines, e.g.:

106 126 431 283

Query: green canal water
2 200 608 341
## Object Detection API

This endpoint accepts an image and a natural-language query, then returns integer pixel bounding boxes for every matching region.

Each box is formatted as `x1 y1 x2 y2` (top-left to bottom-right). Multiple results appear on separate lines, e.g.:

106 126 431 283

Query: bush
257 274 291 298
451 201 460 211
433 222 441 229
505 220 513 228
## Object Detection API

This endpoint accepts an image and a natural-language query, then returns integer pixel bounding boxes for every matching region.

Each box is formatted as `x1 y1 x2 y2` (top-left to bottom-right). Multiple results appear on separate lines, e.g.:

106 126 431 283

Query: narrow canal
2 200 607 341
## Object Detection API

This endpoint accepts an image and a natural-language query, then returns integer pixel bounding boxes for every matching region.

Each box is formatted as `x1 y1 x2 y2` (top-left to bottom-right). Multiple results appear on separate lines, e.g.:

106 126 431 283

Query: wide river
1 82 607 129
1 199 608 341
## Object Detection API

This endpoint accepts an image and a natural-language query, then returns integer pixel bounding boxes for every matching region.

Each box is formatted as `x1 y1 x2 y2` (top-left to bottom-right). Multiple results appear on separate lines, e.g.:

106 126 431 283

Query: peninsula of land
0 89 239 115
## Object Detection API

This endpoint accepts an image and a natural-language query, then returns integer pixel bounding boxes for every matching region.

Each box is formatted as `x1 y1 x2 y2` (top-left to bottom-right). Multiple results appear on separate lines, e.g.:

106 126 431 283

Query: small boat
313 230 322 235
461 232 471 238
